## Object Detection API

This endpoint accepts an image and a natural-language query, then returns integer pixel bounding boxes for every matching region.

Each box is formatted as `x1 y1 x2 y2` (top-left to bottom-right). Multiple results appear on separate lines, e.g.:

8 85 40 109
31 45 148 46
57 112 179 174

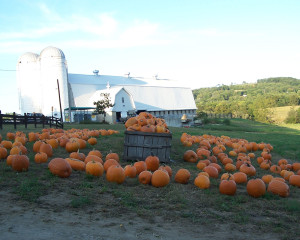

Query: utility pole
57 79 63 123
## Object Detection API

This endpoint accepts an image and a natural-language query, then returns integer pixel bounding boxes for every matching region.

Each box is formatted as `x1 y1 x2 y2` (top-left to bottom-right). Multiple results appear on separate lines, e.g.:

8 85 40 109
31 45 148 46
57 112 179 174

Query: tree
93 93 114 116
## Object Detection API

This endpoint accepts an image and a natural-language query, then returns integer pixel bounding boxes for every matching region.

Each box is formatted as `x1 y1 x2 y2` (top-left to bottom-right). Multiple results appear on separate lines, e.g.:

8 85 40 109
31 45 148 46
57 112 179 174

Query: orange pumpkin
105 151 120 162
134 161 147 175
233 172 247 184
151 169 170 187
145 154 160 172
103 159 120 172
34 152 48 163
183 150 198 163
85 161 103 176
11 155 30 172
84 155 103 165
247 178 266 198
48 158 72 178
66 158 86 171
124 165 137 178
174 169 191 184
219 178 236 195
39 142 53 157
194 175 210 189
138 171 152 184
106 165 125 184
267 180 289 197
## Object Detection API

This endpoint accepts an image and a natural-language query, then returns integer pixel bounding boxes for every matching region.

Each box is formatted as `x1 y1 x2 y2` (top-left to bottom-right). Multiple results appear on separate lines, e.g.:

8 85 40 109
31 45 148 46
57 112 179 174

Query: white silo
40 46 69 119
17 52 42 114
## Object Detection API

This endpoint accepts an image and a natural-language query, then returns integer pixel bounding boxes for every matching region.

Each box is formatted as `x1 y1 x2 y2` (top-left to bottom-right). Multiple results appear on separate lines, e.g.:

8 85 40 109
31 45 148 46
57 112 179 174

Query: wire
0 69 16 71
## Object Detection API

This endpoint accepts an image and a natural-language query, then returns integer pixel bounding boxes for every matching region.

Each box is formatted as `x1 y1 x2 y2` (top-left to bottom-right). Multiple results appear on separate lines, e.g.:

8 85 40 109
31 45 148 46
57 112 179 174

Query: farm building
16 46 196 126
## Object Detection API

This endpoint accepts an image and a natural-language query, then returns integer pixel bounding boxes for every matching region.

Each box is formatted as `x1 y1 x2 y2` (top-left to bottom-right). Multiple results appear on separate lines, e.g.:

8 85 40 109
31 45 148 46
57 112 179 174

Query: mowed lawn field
0 119 299 240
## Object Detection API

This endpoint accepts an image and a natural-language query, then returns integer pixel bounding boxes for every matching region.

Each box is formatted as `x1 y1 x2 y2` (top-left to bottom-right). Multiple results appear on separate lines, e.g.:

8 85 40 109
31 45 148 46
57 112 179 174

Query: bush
285 107 300 124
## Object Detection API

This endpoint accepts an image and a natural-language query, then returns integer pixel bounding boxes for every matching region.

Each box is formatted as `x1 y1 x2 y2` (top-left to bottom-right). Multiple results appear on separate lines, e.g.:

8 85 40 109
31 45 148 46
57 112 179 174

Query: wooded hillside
193 77 300 123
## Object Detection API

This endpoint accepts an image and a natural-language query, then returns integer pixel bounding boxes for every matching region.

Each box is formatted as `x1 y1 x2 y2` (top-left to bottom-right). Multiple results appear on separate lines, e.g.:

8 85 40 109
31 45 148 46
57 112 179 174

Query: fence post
0 110 2 130
24 113 27 129
34 113 37 128
13 112 17 129
42 115 45 128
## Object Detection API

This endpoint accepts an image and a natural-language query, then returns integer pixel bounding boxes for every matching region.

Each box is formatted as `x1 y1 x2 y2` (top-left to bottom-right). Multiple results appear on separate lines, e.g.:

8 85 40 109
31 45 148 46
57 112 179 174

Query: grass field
270 105 300 124
0 119 300 239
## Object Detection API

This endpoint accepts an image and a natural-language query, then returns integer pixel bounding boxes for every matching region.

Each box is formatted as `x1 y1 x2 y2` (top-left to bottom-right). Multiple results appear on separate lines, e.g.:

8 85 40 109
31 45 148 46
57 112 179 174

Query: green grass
1 119 300 238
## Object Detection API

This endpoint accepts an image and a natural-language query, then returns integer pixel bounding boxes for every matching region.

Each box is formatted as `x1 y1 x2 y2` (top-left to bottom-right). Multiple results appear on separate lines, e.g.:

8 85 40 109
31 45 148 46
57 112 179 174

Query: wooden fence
0 110 63 130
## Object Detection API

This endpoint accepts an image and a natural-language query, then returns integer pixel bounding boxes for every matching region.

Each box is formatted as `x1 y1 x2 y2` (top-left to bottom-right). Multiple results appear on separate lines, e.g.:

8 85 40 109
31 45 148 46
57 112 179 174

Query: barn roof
68 73 196 111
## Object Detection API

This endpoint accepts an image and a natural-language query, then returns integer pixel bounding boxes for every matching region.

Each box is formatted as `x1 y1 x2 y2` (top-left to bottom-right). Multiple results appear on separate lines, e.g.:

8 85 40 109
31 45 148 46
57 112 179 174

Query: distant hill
192 77 300 123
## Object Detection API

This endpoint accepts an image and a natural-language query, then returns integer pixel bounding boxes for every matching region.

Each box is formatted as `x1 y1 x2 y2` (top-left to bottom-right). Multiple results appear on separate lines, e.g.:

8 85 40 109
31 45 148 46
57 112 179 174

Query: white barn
17 46 196 126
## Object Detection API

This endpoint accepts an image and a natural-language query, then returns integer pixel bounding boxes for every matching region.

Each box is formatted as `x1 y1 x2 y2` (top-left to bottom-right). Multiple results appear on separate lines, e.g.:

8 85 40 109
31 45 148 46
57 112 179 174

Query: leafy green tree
93 93 114 116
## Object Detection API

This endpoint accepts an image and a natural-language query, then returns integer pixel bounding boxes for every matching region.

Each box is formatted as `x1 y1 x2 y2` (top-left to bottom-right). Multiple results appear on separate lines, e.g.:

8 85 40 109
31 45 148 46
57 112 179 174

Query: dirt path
0 190 280 240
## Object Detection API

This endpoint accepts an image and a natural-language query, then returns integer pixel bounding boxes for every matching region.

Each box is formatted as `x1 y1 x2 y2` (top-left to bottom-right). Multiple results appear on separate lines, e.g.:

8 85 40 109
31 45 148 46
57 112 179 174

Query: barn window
122 97 124 103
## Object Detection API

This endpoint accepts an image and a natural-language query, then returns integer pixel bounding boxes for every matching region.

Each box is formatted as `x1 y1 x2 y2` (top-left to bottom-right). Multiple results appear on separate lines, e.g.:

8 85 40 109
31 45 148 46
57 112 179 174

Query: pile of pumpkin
125 112 170 133
180 133 300 197
0 128 119 173
0 129 195 187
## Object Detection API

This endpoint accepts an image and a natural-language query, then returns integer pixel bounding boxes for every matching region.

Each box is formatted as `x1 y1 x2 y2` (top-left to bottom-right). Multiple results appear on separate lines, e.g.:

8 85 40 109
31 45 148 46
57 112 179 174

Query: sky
1 0 300 113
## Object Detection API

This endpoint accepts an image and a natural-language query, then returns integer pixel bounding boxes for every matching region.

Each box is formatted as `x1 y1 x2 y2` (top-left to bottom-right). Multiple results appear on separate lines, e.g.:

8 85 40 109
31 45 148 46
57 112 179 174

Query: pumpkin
208 163 222 173
105 151 120 162
270 165 281 174
183 150 198 163
77 139 87 149
278 159 288 165
221 173 235 181
247 178 266 198
0 147 8 159
145 153 160 171
203 166 219 178
106 165 125 184
84 155 103 165
260 160 271 170
34 152 48 163
194 175 210 189
124 165 137 178
219 178 236 195
261 174 273 184
87 137 97 145
267 180 289 197
65 140 80 153
10 146 21 155
1 140 12 149
233 172 247 184
47 138 59 149
125 117 138 128
19 145 28 155
140 124 155 133
151 169 170 187
88 149 103 159
196 161 207 170
103 159 120 172
6 154 18 166
138 171 152 184
196 149 211 160
158 165 172 177
134 161 147 175
239 163 256 176
6 132 15 140
48 158 72 178
289 175 300 187
28 132 38 142
69 150 86 161
174 169 191 184
283 171 294 181
85 161 103 176
66 158 86 171
224 163 236 172
39 142 53 157
292 162 300 172
11 155 30 172
197 171 210 178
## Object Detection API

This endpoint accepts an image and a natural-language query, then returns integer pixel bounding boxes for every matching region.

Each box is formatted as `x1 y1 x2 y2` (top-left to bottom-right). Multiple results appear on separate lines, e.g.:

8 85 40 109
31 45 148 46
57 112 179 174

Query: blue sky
1 0 300 113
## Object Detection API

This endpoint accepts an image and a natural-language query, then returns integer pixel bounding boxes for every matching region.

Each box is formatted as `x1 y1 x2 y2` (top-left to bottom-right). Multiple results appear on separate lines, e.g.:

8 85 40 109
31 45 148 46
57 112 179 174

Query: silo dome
40 46 65 59
18 52 39 64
